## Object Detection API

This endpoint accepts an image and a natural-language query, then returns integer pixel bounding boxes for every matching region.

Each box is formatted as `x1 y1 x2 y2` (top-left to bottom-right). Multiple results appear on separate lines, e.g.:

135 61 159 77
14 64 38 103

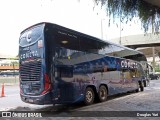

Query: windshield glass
19 24 44 47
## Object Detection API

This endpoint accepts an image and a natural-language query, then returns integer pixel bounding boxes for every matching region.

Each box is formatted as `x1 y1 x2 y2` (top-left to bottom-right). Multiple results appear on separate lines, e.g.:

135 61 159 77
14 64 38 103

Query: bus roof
20 22 146 59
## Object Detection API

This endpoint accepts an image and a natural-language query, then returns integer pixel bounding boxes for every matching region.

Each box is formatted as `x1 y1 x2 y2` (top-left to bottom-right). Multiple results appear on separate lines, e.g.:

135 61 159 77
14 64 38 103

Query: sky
0 0 144 56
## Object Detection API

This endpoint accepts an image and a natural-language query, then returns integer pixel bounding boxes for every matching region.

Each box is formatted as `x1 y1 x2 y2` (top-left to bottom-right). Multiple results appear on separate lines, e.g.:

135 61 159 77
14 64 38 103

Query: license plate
28 99 34 103
23 85 29 89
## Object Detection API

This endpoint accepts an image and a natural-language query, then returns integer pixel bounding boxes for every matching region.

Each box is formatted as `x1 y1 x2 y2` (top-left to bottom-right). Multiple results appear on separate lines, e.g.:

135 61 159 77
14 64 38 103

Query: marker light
61 40 68 44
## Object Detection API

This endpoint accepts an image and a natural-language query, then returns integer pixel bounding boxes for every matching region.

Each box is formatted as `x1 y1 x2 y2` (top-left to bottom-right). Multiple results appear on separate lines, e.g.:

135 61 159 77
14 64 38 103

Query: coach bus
19 22 147 105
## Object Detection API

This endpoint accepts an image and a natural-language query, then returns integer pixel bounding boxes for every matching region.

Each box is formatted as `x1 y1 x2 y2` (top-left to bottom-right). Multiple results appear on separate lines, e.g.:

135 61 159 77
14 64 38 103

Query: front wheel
98 85 107 102
143 80 147 87
136 81 144 92
140 82 144 91
84 87 95 105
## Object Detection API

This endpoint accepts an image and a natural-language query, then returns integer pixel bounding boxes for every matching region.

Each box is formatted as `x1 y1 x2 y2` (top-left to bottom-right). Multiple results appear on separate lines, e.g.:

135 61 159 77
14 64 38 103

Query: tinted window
57 65 73 78
55 47 80 59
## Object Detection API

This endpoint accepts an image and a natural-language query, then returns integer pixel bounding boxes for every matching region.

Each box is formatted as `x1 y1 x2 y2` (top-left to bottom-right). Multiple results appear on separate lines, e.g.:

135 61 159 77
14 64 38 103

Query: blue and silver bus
19 22 147 105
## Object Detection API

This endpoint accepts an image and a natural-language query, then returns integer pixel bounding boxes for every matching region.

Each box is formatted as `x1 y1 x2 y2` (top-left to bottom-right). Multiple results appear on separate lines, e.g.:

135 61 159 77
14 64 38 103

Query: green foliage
155 65 160 72
155 69 160 72
95 0 160 33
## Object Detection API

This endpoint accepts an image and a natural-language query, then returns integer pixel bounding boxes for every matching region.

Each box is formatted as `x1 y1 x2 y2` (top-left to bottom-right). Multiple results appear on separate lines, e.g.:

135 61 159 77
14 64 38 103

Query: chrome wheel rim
86 91 93 102
100 89 106 100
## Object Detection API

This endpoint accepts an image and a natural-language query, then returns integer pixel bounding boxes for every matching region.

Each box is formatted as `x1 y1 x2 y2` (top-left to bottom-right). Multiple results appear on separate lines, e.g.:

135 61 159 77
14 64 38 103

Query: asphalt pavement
0 80 160 120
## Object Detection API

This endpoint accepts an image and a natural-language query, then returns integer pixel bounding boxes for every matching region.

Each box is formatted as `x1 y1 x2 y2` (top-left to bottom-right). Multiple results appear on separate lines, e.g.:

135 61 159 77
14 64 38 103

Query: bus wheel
136 82 144 92
140 82 144 91
84 87 95 105
136 82 141 92
98 85 107 102
143 80 147 87
135 87 139 92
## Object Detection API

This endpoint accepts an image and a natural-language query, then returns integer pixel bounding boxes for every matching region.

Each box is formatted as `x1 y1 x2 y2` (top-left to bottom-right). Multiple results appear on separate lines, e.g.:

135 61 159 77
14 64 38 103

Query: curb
0 83 19 86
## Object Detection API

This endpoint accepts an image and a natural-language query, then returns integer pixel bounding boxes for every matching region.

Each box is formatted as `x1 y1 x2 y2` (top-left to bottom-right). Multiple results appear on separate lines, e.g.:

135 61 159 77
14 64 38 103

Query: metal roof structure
144 0 160 7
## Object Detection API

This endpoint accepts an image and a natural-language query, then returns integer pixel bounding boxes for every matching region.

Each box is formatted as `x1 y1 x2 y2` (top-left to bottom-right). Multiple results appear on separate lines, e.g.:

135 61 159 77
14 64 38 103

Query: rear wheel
84 87 95 105
98 85 107 102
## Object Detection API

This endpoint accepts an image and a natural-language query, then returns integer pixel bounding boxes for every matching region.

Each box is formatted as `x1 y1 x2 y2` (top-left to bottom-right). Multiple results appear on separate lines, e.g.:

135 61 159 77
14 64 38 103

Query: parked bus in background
19 22 147 105
147 64 159 80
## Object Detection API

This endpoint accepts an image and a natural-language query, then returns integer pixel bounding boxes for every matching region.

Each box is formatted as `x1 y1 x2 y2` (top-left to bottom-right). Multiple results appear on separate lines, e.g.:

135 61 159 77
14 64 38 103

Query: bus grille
20 60 42 81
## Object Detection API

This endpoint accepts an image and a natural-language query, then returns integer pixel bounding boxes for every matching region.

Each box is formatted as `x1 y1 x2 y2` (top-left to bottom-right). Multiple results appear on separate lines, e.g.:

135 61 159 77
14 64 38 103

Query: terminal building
0 53 19 72
111 33 160 73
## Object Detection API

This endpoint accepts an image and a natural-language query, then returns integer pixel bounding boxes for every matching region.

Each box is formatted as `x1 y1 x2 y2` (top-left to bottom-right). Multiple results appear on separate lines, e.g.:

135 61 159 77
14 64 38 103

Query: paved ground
0 76 19 85
1 80 160 120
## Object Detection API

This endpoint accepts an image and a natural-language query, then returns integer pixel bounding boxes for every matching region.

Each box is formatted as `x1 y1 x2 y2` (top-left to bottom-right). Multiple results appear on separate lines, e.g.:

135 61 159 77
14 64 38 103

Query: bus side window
57 66 73 78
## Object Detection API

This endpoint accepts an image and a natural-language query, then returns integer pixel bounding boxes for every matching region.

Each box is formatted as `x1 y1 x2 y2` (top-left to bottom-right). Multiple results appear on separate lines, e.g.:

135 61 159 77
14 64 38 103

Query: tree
95 0 160 33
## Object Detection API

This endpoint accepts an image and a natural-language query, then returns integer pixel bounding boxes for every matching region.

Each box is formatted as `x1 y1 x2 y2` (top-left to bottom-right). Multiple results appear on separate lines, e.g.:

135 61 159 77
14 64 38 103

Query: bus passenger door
55 65 75 102
121 68 137 91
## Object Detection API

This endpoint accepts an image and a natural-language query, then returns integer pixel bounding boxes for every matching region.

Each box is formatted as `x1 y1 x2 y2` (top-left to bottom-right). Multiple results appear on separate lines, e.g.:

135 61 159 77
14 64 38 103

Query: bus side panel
84 54 123 96
50 53 140 104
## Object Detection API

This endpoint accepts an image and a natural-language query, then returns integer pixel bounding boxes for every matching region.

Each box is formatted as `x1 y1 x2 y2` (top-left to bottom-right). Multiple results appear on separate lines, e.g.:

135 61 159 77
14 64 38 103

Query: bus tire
136 81 144 92
136 82 141 92
140 82 144 91
84 87 95 105
98 85 107 102
143 80 147 87
135 87 139 92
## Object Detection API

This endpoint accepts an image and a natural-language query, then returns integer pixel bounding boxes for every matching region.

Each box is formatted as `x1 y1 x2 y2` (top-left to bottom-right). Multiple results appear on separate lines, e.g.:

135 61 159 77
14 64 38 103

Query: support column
152 15 155 74
152 47 155 73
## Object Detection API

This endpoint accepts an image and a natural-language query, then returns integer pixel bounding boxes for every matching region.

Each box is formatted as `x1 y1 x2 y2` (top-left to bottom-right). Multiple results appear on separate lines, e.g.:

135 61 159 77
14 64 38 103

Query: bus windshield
19 25 44 47
19 24 44 61
19 24 45 83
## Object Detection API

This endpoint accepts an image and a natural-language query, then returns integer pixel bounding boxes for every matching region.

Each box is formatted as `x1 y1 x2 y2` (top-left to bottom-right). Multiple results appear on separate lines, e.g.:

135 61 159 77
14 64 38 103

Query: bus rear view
19 23 52 104
19 22 145 105
19 23 79 105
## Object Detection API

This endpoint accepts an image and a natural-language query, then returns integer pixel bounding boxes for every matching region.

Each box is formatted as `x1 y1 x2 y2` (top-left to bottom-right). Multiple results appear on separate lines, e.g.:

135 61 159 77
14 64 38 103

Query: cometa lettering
121 60 137 68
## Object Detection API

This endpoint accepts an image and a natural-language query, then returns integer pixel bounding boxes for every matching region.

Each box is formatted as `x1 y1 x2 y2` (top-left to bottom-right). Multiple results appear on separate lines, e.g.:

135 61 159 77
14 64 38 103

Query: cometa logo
26 31 32 43
121 60 137 68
